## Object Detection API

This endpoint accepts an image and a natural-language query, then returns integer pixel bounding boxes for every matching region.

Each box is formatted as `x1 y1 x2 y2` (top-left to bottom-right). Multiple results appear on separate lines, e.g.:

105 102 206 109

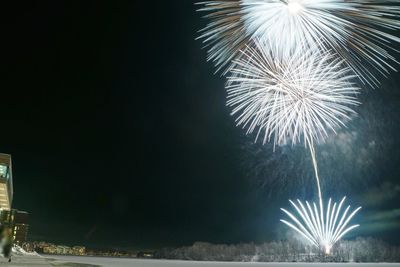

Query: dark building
13 211 29 244
0 209 30 244
0 154 30 244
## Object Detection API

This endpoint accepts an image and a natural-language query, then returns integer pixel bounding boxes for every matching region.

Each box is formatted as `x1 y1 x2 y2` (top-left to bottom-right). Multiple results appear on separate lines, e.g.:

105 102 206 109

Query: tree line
154 237 400 262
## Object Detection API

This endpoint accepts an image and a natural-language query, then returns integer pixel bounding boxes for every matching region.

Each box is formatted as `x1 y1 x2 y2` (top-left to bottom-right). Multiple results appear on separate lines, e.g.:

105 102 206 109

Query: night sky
2 1 400 250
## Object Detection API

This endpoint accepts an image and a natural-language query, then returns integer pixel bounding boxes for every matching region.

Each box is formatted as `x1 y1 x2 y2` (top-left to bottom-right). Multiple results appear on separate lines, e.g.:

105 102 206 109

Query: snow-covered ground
0 254 52 266
48 256 400 267
1 254 400 267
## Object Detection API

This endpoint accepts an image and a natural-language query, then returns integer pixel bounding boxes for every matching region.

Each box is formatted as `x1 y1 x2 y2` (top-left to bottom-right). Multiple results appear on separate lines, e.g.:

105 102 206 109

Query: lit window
0 165 7 178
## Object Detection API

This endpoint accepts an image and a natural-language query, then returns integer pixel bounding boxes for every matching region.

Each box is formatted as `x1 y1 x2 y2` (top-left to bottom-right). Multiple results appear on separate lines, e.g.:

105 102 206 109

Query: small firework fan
281 197 361 254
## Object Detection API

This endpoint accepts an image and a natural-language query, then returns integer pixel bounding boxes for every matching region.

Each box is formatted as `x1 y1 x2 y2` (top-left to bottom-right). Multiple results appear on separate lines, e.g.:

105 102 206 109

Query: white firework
198 0 400 85
281 197 361 254
198 2 366 253
197 1 247 72
226 40 359 147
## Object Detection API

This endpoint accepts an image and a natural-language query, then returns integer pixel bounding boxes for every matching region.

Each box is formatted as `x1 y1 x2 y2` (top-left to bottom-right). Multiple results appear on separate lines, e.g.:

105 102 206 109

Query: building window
0 165 7 178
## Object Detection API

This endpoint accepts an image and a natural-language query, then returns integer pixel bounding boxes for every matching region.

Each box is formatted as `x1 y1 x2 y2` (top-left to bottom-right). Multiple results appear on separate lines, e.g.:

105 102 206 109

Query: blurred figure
0 223 12 262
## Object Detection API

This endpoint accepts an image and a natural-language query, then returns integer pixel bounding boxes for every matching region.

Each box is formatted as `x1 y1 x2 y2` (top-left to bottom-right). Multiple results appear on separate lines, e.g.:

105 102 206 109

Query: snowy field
48 256 400 267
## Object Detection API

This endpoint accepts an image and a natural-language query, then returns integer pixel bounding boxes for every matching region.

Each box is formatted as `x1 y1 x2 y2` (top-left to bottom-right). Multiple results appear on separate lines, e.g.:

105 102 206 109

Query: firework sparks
198 0 400 85
281 197 361 254
197 1 247 72
197 1 373 254
226 39 359 147
226 40 362 250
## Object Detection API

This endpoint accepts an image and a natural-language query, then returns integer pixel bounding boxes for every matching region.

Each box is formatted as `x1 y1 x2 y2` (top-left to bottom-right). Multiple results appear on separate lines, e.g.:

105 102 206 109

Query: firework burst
198 0 400 85
226 40 359 147
197 1 247 72
281 197 361 254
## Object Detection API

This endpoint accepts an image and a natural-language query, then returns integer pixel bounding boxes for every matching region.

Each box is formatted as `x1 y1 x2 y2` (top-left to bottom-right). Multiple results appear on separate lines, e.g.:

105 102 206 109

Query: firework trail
241 89 396 196
195 0 400 253
226 40 361 252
